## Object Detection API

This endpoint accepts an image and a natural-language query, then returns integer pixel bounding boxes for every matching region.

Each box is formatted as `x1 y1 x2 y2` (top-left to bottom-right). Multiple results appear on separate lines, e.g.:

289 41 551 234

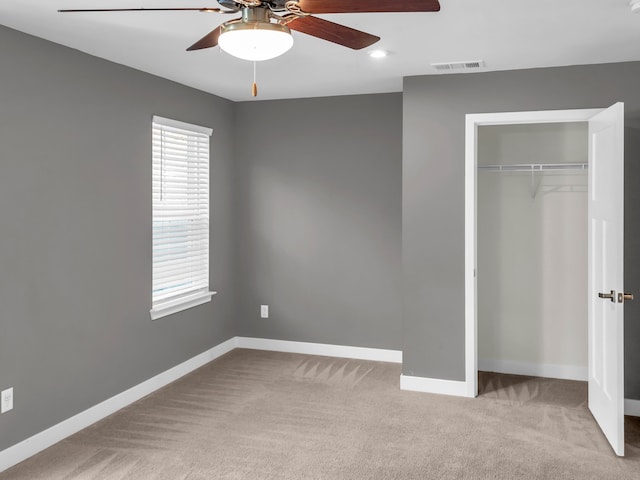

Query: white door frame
464 108 603 398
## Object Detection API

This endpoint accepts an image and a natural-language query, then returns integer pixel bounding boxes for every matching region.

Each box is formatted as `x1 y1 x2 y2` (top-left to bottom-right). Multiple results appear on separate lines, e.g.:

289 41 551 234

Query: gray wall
0 25 236 451
234 95 402 350
403 63 640 398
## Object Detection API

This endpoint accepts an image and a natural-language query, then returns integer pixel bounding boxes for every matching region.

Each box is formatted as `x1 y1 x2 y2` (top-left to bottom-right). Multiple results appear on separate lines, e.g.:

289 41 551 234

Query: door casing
464 108 603 398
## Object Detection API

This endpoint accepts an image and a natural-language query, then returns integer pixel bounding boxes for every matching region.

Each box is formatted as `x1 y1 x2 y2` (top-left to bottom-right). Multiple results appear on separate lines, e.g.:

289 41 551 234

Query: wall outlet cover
260 305 269 318
1 387 13 413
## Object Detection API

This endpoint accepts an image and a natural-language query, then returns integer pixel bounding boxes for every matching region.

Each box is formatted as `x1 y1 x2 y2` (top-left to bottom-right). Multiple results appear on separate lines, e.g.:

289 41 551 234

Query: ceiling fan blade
286 15 379 50
187 25 224 51
296 0 440 14
58 8 222 13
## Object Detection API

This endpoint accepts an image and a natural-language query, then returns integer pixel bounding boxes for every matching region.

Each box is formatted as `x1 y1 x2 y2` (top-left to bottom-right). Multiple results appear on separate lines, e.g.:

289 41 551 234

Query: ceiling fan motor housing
217 0 291 10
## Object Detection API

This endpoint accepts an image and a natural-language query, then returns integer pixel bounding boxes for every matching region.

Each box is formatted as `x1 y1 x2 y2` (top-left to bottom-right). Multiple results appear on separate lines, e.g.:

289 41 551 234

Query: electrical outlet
1 388 13 413
260 304 269 319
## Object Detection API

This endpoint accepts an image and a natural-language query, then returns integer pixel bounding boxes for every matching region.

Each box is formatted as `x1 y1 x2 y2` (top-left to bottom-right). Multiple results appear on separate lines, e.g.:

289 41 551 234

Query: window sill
150 290 217 321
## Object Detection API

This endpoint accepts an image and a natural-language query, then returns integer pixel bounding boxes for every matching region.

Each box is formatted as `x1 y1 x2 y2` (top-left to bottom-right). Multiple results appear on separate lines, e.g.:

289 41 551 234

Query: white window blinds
151 116 214 320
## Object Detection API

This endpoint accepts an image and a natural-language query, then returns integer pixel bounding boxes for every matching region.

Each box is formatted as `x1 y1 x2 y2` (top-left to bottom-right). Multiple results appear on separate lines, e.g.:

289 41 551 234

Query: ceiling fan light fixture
219 21 293 62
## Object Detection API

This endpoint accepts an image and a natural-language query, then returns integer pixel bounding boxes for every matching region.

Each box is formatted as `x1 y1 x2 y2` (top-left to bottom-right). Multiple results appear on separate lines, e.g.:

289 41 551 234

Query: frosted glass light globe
219 24 293 61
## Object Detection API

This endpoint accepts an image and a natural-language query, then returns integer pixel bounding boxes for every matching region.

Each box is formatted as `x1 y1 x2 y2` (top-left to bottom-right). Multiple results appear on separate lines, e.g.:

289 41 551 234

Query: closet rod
478 163 588 172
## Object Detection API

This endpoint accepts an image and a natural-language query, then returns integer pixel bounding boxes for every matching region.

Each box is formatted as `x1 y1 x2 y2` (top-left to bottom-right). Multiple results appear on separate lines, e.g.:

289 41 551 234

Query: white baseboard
6 333 630 474
0 336 400 473
0 337 237 474
478 358 588 382
625 398 640 417
236 337 402 363
400 374 472 398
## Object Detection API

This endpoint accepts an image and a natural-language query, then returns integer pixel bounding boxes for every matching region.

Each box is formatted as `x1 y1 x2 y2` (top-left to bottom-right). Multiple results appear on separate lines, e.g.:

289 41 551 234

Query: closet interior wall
477 122 589 379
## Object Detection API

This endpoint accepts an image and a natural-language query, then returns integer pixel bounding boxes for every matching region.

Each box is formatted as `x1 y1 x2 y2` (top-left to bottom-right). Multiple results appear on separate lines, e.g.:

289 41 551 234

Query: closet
476 122 589 380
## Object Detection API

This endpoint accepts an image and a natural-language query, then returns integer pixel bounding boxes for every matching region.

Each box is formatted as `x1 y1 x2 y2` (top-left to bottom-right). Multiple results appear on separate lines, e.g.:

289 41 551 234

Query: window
150 116 215 320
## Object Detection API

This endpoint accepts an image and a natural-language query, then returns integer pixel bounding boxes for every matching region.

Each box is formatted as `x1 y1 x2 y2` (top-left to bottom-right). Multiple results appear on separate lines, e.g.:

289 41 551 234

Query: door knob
618 292 634 303
598 290 616 302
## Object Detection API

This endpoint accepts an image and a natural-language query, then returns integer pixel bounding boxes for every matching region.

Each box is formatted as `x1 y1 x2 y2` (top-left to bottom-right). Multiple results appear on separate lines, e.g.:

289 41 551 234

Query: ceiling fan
59 0 440 56
59 0 440 95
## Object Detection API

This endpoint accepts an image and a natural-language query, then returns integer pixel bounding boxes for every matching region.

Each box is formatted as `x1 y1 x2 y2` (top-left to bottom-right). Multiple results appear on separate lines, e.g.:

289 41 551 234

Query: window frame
150 115 216 320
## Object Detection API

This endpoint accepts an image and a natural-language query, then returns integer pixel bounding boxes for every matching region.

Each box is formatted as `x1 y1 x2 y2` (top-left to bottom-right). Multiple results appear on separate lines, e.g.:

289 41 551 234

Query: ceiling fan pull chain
252 61 258 97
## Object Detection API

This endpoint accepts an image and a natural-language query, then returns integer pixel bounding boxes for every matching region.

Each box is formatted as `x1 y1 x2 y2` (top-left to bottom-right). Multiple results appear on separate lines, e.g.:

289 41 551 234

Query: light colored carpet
2 349 639 479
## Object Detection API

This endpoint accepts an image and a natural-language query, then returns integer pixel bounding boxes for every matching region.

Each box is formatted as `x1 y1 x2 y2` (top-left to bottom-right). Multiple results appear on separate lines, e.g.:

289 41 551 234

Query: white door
588 102 625 456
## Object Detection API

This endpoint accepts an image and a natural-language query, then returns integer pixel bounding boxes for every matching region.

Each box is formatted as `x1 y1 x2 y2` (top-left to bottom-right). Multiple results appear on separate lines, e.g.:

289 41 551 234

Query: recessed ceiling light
368 50 388 59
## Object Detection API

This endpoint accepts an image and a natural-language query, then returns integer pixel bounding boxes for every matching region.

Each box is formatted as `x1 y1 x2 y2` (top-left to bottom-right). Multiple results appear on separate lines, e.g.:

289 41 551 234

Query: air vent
432 60 485 72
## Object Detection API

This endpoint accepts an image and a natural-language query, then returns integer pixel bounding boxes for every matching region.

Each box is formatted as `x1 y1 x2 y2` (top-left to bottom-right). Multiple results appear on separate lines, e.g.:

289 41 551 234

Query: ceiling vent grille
432 60 485 71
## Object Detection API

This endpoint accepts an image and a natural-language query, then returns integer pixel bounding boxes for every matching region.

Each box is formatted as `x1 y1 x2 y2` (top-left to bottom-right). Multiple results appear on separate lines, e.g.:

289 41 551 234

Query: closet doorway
464 105 626 456
476 122 588 382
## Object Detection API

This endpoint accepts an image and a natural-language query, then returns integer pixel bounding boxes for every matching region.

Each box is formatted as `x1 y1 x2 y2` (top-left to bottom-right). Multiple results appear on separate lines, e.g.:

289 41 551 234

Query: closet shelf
478 163 588 172
478 163 588 199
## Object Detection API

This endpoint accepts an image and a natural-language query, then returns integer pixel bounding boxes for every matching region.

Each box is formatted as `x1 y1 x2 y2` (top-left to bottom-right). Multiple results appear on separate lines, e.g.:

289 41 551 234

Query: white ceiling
1 0 639 102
